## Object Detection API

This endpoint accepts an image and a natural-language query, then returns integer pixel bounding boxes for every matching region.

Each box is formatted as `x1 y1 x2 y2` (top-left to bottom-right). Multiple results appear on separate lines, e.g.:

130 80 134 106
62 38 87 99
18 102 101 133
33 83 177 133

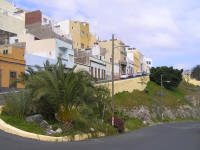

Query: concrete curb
0 106 105 142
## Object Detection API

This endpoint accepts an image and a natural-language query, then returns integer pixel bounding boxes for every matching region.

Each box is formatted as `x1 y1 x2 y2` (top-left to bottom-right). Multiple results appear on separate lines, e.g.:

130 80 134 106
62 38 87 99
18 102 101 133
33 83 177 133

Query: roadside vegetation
1 65 199 139
1 60 118 137
115 81 191 109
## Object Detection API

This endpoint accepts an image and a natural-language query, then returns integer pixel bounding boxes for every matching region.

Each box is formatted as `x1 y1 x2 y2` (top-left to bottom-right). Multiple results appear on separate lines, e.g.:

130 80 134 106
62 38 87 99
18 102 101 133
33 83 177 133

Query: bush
125 118 144 130
107 116 124 133
191 65 200 81
3 90 32 119
150 66 183 89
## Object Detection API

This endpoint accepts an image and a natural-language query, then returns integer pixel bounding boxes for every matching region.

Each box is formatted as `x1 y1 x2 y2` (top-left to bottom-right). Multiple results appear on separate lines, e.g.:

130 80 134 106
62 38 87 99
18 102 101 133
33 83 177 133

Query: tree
25 60 95 129
191 65 200 81
150 66 183 89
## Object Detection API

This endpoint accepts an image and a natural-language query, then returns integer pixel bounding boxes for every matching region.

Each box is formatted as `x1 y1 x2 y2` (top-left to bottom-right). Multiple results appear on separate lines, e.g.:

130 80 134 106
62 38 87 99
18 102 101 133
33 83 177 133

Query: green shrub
150 66 183 89
191 65 200 81
125 118 145 130
3 90 32 119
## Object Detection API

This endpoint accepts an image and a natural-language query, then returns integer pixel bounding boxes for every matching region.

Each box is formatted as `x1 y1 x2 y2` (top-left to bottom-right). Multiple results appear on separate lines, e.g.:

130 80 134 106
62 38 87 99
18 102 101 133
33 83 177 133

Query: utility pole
161 74 164 120
112 34 115 126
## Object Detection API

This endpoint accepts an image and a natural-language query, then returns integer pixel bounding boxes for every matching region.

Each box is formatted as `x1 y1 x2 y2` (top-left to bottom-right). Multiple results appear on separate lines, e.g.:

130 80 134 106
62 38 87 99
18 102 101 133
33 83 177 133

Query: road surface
0 122 200 150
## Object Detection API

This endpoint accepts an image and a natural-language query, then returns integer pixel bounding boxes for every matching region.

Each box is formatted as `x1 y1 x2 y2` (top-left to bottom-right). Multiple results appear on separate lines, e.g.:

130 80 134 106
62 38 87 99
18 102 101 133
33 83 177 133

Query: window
69 54 74 62
3 50 8 55
34 37 40 40
81 31 85 36
81 43 84 49
15 39 19 43
43 18 48 23
91 67 93 77
72 26 74 30
9 71 17 88
100 56 102 60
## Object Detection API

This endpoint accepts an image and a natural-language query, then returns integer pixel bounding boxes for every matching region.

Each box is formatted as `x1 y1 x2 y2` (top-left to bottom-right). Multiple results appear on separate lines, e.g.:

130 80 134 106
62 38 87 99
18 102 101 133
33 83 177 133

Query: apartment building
55 20 97 50
99 39 127 79
75 43 106 80
144 57 153 73
127 48 145 73
0 0 27 45
0 45 25 89
13 10 75 69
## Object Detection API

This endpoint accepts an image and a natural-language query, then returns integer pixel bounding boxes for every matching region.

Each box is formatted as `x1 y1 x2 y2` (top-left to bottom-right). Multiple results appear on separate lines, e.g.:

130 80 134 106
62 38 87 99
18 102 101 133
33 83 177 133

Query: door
0 69 1 88
9 71 17 88
98 69 100 80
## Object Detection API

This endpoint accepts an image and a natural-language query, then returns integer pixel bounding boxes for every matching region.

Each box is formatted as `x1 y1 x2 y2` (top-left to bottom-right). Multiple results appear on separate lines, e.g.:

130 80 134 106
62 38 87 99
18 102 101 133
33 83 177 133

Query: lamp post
160 74 170 120
111 34 129 126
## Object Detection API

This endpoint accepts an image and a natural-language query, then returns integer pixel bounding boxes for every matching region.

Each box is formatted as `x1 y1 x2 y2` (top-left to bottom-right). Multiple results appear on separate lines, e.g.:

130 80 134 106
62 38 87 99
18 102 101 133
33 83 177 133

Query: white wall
25 39 57 59
55 20 70 36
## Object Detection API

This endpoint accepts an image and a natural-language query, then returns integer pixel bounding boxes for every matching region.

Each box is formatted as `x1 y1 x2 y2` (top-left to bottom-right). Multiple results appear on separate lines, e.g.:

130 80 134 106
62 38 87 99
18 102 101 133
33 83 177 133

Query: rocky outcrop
121 95 200 124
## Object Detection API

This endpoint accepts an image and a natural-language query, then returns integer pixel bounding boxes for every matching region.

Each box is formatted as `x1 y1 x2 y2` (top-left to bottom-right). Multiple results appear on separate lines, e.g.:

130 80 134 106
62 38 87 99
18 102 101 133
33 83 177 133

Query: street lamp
160 74 170 120
111 34 129 126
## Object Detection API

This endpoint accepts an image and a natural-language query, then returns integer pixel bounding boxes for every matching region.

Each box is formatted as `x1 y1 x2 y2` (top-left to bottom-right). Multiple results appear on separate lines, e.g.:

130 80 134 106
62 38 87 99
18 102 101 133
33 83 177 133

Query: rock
184 95 200 106
143 121 147 125
45 129 56 136
163 107 176 120
124 106 153 125
39 120 49 129
55 128 63 134
25 114 43 124
90 128 95 132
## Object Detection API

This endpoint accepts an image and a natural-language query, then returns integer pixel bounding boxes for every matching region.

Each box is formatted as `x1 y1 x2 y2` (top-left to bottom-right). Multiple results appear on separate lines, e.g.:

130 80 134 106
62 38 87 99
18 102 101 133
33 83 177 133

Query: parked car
136 72 142 76
120 74 128 79
128 74 133 78
132 74 137 77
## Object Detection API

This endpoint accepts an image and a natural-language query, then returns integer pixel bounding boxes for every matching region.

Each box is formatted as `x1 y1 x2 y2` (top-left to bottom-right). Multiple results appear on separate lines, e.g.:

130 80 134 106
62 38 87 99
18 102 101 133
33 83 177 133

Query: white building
144 57 153 73
0 0 26 34
75 43 106 80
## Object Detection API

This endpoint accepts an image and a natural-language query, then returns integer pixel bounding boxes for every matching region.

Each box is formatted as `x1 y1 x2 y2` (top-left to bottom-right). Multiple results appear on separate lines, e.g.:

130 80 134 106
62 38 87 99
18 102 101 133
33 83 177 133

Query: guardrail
96 75 149 84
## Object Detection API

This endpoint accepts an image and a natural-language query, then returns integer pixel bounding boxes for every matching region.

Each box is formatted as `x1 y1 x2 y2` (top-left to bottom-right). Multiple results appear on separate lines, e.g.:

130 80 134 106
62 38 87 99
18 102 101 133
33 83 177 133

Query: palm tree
25 60 95 130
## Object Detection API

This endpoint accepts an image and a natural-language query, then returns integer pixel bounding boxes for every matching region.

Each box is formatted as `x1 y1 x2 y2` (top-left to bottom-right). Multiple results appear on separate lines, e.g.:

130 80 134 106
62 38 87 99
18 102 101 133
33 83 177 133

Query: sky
9 0 200 70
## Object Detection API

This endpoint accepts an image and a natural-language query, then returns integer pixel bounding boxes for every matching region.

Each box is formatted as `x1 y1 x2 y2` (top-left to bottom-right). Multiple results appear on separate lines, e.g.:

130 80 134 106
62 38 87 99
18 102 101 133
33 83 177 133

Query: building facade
55 20 97 50
99 39 127 79
127 48 145 74
144 57 153 73
24 38 74 69
0 45 25 89
0 0 26 35
74 44 106 80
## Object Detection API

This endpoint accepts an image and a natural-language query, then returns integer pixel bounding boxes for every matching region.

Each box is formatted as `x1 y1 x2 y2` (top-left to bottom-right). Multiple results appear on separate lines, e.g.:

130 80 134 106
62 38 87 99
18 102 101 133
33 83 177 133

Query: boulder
25 114 43 124
55 128 63 134
39 120 49 129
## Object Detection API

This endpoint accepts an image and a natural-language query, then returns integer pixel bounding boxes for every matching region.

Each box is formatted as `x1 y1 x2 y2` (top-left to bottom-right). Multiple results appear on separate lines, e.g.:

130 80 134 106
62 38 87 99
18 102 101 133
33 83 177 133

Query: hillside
115 81 200 123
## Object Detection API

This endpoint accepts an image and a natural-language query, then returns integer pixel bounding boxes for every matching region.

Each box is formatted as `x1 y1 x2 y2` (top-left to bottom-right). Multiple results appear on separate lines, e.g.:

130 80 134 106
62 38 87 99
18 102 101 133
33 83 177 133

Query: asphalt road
0 122 200 150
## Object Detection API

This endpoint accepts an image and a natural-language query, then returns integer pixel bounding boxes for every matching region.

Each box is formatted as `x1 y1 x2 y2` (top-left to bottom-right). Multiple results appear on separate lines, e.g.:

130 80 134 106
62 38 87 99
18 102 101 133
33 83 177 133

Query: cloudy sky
9 0 200 69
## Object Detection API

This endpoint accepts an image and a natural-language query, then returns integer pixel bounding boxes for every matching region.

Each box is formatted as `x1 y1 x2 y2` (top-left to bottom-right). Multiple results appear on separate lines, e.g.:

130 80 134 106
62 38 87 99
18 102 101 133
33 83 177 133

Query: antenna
12 0 16 7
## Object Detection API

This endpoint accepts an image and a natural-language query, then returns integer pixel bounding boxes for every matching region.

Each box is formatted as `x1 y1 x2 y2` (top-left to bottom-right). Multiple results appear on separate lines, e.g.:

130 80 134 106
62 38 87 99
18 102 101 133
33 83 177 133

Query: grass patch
0 113 45 135
125 118 146 131
115 81 195 109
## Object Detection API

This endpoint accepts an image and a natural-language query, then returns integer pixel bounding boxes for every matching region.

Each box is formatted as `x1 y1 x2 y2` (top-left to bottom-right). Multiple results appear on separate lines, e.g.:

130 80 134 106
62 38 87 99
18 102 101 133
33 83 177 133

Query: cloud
10 0 200 69
174 64 193 70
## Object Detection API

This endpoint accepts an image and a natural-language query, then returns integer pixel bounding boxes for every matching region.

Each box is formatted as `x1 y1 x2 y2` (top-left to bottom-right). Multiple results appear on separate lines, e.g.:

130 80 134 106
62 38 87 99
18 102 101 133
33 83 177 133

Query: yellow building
0 46 25 88
127 48 144 73
99 39 127 79
55 20 97 50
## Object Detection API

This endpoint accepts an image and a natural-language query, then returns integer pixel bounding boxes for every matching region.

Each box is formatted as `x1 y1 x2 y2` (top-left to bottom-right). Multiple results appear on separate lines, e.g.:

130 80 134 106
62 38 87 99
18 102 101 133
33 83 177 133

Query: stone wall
98 76 149 94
